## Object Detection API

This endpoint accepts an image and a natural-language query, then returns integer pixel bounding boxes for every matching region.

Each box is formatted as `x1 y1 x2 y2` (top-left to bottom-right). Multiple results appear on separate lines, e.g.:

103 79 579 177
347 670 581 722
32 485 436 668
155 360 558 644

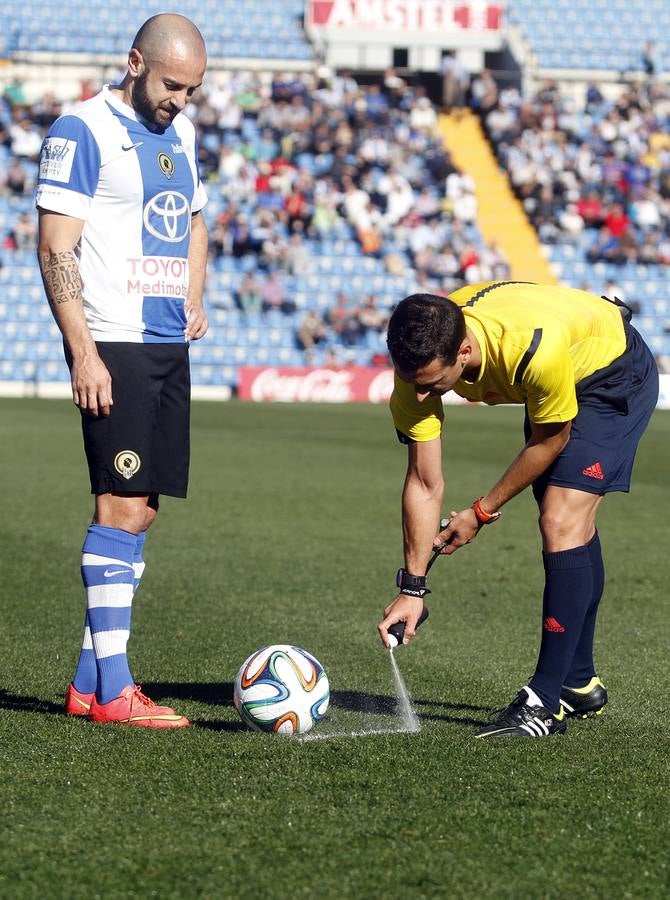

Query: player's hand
378 594 424 648
70 352 112 417
185 298 208 341
433 508 480 555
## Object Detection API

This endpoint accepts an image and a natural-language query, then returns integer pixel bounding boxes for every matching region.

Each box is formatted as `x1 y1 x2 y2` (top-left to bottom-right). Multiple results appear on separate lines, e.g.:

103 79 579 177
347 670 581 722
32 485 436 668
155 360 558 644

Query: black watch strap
396 568 431 598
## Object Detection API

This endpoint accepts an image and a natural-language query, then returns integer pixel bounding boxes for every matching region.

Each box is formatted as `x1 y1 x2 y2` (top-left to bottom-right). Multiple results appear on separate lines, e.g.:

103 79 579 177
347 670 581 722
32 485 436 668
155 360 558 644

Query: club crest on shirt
114 450 141 480
157 152 174 179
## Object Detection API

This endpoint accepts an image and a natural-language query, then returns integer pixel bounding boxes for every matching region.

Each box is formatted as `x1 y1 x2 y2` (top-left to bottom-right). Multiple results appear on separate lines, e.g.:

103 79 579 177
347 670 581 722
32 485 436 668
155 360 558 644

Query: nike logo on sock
103 568 131 577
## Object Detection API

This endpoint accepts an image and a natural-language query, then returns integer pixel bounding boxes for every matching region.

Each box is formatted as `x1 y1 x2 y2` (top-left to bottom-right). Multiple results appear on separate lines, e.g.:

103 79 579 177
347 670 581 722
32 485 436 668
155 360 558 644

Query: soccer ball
233 644 330 735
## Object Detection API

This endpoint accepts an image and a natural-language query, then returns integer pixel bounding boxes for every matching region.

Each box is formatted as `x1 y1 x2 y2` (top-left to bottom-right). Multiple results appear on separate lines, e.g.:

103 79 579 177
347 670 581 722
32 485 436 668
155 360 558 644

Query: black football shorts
66 342 191 498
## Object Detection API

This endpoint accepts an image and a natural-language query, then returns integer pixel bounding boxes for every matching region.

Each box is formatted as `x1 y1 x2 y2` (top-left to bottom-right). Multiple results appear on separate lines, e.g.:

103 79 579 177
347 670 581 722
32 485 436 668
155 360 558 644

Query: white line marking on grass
298 726 418 742
299 647 423 742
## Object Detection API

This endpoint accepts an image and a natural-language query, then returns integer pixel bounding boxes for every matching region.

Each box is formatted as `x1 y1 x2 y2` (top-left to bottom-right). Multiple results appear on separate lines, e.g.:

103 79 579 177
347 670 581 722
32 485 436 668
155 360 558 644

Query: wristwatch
395 568 430 598
471 496 501 525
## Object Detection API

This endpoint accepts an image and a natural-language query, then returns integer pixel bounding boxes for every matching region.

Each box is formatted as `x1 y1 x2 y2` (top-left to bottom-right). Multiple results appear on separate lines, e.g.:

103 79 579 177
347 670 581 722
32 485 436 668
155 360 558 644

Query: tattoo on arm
39 250 82 308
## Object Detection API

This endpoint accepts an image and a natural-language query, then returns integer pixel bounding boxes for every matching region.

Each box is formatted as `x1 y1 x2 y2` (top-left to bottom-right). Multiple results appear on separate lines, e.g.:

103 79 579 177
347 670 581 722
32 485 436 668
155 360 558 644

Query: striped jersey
391 281 627 442
36 85 207 343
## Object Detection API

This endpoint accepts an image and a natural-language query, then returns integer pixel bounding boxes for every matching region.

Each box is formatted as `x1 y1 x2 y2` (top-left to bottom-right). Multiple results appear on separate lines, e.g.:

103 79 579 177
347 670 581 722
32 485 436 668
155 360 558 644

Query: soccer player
378 281 658 739
36 14 209 728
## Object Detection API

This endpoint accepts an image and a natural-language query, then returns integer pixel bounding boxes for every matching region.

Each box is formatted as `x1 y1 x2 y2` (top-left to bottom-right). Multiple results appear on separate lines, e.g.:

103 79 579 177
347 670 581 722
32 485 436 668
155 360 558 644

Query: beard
133 71 174 130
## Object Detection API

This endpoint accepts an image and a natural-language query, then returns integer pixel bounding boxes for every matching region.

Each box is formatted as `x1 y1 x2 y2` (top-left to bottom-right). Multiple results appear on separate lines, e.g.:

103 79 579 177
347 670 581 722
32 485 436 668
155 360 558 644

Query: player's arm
37 210 112 417
185 210 208 341
378 436 444 647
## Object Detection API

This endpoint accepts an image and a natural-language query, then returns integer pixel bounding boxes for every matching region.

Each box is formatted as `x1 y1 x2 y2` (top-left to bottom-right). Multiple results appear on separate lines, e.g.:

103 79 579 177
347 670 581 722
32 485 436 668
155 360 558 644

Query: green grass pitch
1 397 668 899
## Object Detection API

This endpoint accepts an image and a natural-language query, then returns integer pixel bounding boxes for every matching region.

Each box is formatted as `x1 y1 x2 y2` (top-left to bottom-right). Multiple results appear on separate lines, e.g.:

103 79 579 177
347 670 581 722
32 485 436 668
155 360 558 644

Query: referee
378 281 659 739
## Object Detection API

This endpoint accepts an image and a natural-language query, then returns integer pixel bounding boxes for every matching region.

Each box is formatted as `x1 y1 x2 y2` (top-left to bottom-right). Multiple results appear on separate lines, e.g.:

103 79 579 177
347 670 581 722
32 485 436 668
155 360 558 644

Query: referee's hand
434 508 479 554
378 594 423 648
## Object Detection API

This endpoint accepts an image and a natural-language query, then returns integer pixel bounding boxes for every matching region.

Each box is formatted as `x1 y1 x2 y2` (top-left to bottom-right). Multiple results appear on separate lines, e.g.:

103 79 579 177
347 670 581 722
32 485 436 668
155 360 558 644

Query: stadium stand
5 0 312 62
1 0 668 395
506 0 670 74
478 75 670 366
1 63 502 390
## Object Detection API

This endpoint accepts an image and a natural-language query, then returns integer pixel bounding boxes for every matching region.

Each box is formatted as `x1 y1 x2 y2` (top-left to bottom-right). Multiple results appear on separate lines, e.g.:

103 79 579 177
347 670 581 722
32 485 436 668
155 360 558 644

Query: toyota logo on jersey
143 191 191 243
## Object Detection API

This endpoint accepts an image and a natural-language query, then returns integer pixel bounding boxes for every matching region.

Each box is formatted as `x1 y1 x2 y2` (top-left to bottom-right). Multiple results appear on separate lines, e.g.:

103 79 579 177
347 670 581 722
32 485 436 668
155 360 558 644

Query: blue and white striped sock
71 611 96 695
133 531 146 595
81 524 137 704
72 530 147 695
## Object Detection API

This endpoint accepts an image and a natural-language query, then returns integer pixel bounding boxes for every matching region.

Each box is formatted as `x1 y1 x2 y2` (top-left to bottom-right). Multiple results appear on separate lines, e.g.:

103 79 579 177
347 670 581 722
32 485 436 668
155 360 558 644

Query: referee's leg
527 486 604 714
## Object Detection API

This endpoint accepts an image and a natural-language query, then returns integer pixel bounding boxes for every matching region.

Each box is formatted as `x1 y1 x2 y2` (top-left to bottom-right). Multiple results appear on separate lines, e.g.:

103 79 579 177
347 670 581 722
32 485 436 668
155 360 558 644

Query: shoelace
132 685 157 709
496 693 533 726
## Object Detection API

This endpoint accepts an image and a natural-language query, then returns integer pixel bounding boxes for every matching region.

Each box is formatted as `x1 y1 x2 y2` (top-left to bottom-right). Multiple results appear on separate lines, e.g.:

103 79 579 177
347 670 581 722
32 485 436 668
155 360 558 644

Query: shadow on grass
0 689 63 715
0 684 493 728
143 680 234 705
143 681 245 731
330 690 491 727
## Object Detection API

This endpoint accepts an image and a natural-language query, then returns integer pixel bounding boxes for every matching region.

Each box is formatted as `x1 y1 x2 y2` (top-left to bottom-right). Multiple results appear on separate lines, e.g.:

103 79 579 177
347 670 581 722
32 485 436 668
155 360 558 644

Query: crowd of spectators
480 73 670 266
200 66 512 360
203 67 502 281
4 56 670 368
2 65 509 364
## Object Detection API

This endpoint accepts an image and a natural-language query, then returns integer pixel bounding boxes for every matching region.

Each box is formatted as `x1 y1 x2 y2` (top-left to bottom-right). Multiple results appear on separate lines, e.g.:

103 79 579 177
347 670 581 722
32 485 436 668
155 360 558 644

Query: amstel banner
307 0 503 32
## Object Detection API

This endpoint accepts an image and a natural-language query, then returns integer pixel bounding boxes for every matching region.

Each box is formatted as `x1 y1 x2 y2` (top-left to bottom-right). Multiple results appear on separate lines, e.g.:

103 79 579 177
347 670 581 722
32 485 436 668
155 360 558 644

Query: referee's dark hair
387 293 466 372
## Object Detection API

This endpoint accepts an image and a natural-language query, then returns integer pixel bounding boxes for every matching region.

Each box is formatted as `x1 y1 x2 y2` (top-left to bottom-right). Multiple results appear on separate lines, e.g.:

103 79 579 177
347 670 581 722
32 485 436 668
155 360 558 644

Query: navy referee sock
565 531 605 687
528 544 593 713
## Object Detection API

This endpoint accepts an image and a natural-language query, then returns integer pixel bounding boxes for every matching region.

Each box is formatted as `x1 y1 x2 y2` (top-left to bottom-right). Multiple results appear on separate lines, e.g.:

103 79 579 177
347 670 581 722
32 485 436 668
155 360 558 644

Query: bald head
132 14 206 65
117 14 207 129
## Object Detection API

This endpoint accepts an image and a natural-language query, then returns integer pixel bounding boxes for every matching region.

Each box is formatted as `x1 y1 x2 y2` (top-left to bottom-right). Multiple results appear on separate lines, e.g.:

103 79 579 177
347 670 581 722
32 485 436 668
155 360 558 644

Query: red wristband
472 497 501 525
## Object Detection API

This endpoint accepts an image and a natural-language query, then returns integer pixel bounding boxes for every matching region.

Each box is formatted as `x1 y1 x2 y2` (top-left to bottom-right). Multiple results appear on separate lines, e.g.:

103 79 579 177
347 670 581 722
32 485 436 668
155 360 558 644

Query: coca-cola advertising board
238 366 395 403
237 366 475 404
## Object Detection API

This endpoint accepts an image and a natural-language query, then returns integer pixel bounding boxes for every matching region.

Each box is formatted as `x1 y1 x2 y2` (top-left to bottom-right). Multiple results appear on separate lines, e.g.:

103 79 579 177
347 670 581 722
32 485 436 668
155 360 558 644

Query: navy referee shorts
526 322 659 503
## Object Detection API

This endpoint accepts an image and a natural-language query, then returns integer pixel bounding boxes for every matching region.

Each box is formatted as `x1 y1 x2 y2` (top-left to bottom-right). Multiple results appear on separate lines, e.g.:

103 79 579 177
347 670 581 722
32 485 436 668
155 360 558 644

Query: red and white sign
238 366 395 403
308 0 503 32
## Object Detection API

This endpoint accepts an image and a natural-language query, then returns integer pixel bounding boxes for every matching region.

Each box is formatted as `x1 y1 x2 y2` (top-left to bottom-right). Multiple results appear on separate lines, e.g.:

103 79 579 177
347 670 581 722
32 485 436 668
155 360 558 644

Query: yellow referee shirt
391 281 627 442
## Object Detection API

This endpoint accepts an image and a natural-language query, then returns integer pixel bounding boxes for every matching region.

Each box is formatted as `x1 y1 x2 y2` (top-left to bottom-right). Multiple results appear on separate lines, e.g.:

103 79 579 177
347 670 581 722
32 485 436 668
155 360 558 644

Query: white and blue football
233 644 330 735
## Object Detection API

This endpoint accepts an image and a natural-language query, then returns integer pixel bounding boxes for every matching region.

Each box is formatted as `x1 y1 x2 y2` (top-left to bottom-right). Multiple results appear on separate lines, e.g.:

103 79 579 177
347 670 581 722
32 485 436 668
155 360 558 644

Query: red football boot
88 685 189 728
65 683 95 716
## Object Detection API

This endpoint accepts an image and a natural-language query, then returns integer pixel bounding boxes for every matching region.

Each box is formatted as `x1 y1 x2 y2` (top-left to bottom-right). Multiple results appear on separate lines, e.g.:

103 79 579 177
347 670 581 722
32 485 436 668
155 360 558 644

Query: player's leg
67 496 155 715
83 499 144 704
86 492 186 726
67 343 188 726
65 346 157 716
